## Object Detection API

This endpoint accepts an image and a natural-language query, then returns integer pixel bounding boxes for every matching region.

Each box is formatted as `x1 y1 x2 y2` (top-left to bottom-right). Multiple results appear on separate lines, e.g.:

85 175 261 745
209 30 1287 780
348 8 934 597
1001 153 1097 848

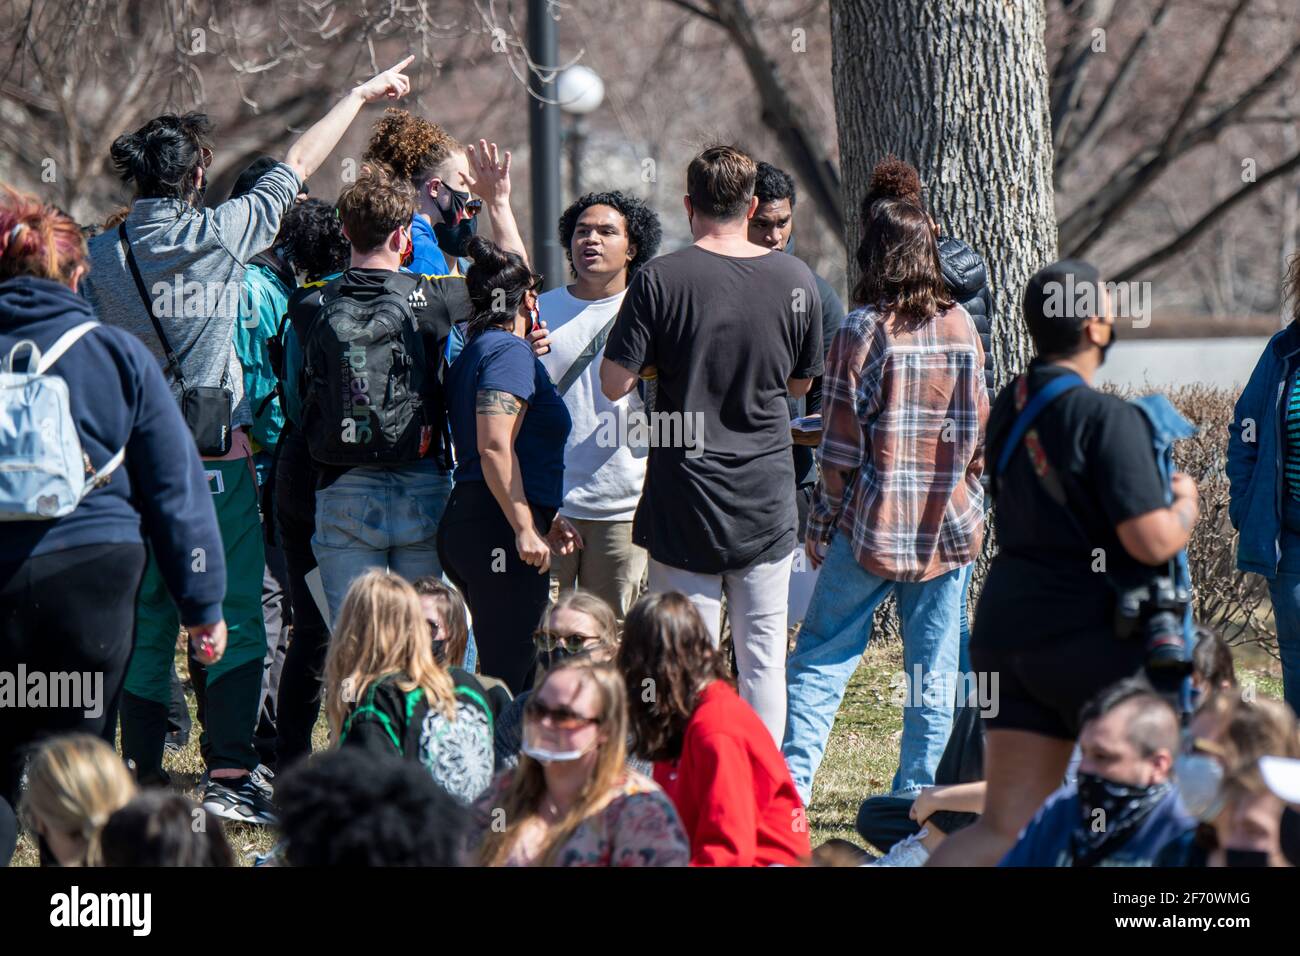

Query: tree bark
830 0 1057 381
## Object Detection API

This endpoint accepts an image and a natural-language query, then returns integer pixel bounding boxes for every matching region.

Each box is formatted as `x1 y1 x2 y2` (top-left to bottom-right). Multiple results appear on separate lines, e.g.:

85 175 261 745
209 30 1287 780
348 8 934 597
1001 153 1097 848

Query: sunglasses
524 696 601 730
533 628 596 654
464 198 484 218
1186 736 1228 758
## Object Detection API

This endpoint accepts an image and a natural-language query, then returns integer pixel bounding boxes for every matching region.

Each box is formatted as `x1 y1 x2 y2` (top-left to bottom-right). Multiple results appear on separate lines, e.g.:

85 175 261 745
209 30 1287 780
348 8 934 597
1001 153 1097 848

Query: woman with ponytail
0 187 223 866
80 56 419 826
438 236 580 694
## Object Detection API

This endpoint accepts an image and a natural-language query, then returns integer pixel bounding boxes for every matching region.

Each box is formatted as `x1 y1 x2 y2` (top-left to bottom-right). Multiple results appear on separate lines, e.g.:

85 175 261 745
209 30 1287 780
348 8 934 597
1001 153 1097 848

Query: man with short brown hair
600 144 823 744
301 167 471 623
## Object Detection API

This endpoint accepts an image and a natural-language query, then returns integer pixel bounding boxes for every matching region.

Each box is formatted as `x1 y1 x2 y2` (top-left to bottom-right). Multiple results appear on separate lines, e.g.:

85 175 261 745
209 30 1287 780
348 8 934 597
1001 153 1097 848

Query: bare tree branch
1059 4 1300 256
1049 0 1117 152
1114 150 1300 281
1055 0 1172 182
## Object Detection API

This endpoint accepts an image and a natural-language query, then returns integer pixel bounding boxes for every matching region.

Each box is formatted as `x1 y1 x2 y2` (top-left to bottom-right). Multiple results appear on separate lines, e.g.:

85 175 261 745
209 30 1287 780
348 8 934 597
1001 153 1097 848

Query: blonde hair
19 734 135 866
480 657 629 867
324 571 458 740
1219 696 1300 805
543 590 620 646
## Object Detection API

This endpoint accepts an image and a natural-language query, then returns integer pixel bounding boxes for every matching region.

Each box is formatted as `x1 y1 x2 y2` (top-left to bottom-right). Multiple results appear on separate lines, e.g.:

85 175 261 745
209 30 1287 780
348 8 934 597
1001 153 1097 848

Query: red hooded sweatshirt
653 681 811 866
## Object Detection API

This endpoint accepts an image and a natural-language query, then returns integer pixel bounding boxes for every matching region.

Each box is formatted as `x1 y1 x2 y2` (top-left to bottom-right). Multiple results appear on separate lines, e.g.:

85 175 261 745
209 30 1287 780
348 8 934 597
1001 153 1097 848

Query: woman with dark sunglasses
493 591 619 769
438 237 582 694
473 656 688 866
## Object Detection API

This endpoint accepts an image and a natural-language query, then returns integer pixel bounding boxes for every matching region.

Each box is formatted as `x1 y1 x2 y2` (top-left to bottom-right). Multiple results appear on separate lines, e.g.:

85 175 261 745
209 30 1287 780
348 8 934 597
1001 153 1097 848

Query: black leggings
0 542 145 865
438 481 555 695
272 425 330 771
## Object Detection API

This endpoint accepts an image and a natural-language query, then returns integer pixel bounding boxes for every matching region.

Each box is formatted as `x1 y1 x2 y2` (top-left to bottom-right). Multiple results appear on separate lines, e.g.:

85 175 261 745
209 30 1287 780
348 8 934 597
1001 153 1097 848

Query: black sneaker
202 776 278 826
249 764 275 801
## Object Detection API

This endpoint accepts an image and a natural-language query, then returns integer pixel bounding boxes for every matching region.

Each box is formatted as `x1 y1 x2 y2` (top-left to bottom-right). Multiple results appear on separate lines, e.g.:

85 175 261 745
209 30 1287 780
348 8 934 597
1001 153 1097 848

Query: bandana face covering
1071 771 1172 867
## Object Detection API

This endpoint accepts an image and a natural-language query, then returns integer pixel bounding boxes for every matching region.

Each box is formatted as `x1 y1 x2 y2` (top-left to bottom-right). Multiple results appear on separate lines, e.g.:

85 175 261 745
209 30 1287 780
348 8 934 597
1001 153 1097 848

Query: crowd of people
1 54 1299 868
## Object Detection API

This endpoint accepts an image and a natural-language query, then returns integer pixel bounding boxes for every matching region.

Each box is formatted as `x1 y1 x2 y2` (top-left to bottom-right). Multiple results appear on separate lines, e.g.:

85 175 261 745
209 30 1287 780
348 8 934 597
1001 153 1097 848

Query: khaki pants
549 518 648 623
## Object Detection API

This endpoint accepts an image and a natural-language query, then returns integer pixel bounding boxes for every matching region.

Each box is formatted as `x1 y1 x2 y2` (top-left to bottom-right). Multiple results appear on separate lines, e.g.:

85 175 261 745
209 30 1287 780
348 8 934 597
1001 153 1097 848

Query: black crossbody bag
118 224 233 456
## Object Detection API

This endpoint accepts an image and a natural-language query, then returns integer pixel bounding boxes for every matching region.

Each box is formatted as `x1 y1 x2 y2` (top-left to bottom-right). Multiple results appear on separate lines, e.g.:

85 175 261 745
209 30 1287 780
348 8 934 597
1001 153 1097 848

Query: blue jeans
1265 498 1300 716
783 533 963 805
312 461 453 626
958 561 973 677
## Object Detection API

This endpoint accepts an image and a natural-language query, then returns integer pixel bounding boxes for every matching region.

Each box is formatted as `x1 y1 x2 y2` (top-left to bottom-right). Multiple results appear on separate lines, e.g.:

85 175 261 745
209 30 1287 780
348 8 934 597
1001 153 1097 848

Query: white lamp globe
557 65 605 115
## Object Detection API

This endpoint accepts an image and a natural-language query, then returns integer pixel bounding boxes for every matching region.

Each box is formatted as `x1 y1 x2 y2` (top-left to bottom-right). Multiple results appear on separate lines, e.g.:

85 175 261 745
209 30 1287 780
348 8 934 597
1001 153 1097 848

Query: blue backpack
0 322 125 520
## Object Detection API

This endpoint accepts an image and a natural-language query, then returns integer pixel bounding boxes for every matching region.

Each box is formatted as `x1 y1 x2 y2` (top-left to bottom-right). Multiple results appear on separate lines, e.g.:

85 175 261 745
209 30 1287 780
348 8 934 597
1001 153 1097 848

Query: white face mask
1175 753 1225 821
521 719 597 764
521 740 589 764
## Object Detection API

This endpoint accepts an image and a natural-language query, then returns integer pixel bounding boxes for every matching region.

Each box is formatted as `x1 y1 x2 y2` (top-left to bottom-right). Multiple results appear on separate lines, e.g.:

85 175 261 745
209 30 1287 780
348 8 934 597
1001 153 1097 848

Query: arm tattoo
476 389 523 415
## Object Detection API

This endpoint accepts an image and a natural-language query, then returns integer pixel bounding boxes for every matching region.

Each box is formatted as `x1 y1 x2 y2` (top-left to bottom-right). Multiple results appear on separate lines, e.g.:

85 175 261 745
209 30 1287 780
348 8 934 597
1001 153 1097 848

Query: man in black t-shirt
601 145 823 744
927 259 1199 867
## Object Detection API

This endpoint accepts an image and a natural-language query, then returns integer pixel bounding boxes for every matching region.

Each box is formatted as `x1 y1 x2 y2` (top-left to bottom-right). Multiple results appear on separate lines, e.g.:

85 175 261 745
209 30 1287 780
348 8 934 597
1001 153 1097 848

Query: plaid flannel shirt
806 303 988 582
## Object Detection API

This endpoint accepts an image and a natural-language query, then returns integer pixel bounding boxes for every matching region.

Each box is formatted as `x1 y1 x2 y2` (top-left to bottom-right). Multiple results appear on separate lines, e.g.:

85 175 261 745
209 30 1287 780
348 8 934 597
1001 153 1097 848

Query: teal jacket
234 253 293 452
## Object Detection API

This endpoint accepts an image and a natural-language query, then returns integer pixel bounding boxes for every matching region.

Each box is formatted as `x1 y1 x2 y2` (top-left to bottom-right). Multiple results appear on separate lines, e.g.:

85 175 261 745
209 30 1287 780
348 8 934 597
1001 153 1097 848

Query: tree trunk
829 0 1058 382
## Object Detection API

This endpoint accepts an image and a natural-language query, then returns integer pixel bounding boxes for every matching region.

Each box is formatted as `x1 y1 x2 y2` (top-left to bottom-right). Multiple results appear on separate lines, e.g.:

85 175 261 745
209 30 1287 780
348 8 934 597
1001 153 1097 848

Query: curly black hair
276 748 472 866
558 190 662 280
277 198 350 281
754 161 797 207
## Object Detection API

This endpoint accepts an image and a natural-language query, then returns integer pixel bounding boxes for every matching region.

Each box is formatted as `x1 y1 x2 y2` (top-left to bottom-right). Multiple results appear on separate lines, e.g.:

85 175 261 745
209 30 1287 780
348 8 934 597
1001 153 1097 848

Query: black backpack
301 271 431 466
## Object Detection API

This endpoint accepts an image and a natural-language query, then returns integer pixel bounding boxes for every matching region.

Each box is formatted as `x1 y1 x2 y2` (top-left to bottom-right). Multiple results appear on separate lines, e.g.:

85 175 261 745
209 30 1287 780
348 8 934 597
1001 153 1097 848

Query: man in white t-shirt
537 192 663 620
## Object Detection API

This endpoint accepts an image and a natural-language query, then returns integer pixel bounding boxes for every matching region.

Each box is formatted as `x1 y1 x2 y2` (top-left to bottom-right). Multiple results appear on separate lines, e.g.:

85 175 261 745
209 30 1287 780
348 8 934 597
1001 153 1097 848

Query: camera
1114 574 1193 673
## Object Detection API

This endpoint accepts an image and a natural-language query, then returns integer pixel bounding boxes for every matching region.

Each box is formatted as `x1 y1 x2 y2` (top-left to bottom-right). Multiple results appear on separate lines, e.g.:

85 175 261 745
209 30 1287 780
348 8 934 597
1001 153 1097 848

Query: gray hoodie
83 162 303 429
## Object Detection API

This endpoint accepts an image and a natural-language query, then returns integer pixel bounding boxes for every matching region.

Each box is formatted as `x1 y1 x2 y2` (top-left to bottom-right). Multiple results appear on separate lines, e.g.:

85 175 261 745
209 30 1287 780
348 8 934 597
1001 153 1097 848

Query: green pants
124 457 267 772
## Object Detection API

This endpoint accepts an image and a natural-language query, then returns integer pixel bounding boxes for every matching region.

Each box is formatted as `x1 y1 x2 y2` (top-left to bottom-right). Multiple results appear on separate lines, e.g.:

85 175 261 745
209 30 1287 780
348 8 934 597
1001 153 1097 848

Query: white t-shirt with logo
537 286 647 522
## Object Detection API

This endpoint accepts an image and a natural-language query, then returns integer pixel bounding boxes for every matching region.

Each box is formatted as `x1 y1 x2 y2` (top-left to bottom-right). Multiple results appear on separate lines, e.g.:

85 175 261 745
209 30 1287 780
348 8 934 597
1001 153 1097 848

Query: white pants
648 551 795 745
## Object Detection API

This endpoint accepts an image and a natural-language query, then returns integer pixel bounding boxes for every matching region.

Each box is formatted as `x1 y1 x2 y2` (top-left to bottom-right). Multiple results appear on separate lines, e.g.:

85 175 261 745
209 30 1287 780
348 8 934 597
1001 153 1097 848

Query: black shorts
971 630 1146 740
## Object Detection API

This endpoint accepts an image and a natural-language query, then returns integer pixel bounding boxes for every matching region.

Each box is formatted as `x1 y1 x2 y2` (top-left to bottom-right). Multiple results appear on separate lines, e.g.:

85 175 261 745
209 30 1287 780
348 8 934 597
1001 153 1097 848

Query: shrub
871 383 1277 660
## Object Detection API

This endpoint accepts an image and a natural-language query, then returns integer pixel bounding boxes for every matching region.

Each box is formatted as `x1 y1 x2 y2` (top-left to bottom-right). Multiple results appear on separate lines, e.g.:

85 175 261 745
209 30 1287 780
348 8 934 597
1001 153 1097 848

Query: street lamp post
527 0 562 289
557 65 605 200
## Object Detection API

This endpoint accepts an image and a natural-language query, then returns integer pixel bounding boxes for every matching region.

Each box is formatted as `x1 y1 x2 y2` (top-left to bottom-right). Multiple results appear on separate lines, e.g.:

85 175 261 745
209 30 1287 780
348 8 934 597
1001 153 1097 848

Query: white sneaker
866 828 931 867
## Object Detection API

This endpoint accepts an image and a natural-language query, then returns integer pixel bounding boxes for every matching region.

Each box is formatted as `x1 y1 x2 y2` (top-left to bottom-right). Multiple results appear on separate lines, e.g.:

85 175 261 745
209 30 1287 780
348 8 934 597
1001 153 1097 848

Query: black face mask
1280 807 1300 867
1223 848 1269 867
1098 318 1117 364
433 186 479 258
541 646 577 672
1072 772 1170 866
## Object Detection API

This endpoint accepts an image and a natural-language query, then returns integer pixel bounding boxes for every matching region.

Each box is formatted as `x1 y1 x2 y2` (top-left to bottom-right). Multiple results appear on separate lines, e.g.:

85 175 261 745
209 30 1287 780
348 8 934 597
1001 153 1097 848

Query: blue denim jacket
1226 322 1300 578
1130 392 1197 654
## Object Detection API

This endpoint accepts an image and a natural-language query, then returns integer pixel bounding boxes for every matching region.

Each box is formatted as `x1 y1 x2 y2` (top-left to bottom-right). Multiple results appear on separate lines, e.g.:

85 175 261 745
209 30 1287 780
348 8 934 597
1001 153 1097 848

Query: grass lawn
12 638 1288 865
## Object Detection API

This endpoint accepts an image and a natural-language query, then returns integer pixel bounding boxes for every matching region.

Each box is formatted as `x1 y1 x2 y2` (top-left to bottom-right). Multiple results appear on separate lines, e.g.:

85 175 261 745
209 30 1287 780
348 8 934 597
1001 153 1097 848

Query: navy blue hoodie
0 276 225 625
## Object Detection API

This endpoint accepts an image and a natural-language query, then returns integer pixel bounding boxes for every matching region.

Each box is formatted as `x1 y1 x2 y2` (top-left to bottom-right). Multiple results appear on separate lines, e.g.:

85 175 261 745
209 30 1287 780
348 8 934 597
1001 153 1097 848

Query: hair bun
868 156 923 204
464 235 505 266
109 131 147 181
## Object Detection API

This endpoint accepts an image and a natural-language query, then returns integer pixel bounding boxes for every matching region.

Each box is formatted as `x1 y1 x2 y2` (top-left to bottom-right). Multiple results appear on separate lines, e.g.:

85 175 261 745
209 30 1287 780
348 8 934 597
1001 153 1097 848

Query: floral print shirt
472 769 689 867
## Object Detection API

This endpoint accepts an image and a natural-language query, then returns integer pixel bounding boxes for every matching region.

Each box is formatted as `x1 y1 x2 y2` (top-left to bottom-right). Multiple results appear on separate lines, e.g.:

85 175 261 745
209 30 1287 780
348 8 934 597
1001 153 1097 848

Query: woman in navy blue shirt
439 236 577 693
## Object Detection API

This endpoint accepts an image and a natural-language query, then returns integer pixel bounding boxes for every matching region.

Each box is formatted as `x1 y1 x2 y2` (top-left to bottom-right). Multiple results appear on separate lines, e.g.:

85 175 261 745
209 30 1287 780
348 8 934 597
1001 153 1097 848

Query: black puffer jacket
938 235 994 398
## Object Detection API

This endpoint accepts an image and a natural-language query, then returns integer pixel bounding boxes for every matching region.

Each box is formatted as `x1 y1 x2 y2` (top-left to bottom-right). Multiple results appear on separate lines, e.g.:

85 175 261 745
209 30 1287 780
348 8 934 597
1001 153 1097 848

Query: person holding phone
438 236 580 694
82 55 418 825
